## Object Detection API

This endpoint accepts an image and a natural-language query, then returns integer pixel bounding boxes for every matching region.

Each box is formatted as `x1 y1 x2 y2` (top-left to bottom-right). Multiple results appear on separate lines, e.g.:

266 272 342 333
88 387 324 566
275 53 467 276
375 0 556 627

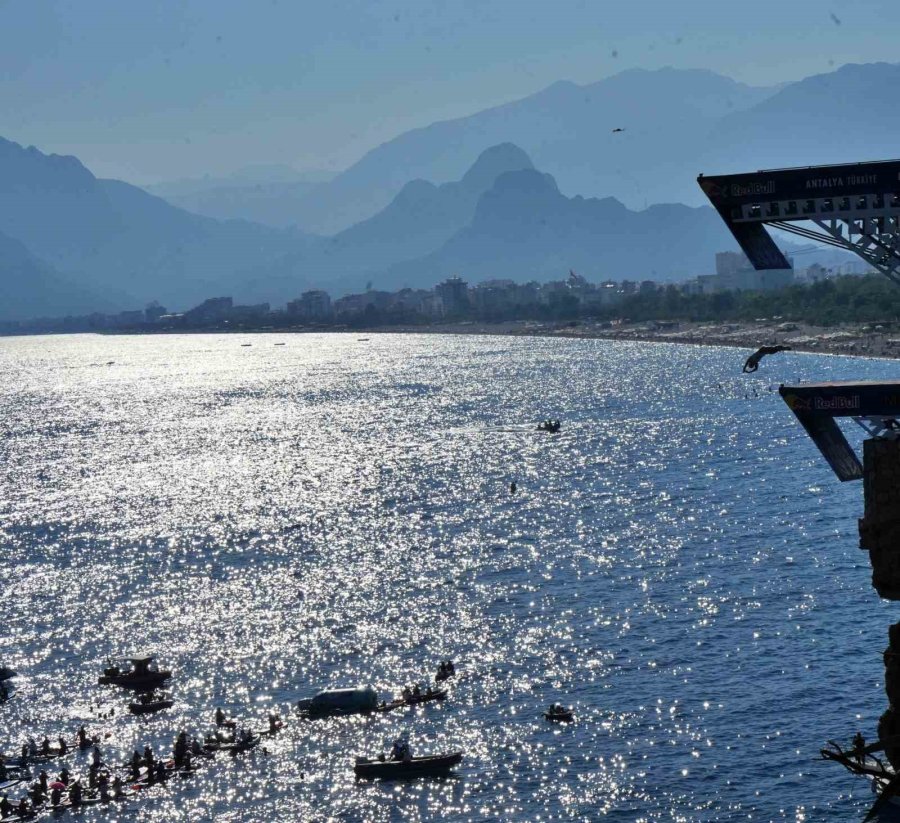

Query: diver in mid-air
743 345 791 373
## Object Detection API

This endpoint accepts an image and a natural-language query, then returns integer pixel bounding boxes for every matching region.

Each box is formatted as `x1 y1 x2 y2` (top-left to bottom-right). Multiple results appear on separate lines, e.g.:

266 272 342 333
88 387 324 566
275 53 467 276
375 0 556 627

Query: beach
356 318 900 361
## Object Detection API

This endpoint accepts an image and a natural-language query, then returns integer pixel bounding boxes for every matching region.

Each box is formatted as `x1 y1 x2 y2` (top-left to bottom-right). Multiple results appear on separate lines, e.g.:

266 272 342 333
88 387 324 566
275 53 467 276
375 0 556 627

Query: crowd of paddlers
0 712 282 821
2 653 577 817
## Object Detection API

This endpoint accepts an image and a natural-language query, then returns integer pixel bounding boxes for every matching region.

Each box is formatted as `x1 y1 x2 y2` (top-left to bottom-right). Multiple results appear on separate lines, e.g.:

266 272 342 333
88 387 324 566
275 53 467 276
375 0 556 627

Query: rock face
859 438 900 599
859 438 900 768
880 623 900 769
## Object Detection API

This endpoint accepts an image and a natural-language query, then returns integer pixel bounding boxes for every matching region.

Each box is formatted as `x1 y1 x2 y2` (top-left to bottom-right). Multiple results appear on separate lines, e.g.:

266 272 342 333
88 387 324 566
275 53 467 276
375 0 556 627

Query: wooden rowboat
354 751 463 779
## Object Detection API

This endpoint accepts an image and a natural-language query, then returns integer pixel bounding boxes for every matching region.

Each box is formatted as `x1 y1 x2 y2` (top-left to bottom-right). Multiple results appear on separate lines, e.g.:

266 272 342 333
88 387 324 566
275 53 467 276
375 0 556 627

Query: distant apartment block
435 276 469 315
692 251 794 294
184 296 233 322
287 290 333 321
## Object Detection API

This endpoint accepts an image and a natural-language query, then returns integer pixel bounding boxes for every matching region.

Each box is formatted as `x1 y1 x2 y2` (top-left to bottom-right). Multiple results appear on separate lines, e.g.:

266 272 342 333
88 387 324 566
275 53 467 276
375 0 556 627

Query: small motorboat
98 655 171 690
537 420 561 433
544 706 574 723
354 751 463 779
128 695 173 715
297 686 380 719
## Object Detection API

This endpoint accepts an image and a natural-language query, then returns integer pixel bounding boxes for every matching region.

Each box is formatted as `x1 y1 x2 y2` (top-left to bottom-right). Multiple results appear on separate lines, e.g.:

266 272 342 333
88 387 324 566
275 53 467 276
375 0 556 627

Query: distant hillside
236 144 535 303
147 165 334 227
0 137 318 310
0 230 111 321
157 61 900 236
275 68 777 233
367 168 742 291
702 62 900 173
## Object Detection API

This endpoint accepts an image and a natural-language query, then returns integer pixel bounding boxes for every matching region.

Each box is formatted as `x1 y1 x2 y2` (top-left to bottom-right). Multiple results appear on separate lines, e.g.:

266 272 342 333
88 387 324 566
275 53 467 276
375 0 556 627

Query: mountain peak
461 143 534 190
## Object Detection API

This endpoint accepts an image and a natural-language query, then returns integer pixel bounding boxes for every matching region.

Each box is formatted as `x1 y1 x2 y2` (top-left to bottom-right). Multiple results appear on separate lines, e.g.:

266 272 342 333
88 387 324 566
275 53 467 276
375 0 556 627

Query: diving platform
779 381 900 481
698 160 900 285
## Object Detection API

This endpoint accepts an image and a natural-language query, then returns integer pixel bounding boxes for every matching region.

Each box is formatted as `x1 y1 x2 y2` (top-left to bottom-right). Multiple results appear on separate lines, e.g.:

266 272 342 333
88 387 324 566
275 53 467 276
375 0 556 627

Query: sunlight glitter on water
0 332 896 820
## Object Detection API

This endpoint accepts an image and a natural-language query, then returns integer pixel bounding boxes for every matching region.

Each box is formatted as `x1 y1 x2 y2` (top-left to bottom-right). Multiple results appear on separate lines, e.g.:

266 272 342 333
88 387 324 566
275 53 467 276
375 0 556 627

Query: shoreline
347 319 900 362
6 318 900 362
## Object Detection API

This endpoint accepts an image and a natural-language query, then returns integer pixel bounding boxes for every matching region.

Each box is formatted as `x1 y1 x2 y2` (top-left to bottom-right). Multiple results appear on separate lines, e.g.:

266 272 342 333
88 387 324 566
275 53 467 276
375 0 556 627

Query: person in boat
98 772 110 802
27 738 37 757
190 737 203 756
69 780 83 807
58 767 70 786
215 707 235 728
412 683 421 698
20 743 28 763
390 737 412 762
16 797 28 818
130 751 142 780
268 713 281 735
182 750 192 772
0 759 6 781
88 763 99 791
40 737 51 757
91 744 102 769
173 732 187 766
0 796 11 818
49 785 62 807
29 781 44 807
57 736 67 756
76 727 88 748
112 775 124 798
154 760 166 783
37 772 48 795
143 745 154 770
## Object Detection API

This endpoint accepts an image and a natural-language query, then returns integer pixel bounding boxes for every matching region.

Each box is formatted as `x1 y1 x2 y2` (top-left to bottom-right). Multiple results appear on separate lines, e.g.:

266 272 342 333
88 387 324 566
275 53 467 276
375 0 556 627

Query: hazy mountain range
2 60 891 321
145 62 900 235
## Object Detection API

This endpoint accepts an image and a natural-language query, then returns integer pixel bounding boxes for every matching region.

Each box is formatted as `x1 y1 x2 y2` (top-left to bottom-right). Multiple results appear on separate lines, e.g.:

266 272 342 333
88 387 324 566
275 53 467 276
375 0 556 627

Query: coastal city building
0 251 881 336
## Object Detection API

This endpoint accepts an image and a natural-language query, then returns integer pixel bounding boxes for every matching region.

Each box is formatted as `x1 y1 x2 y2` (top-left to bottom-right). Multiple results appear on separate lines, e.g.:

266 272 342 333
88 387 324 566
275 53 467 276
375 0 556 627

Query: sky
1 0 898 184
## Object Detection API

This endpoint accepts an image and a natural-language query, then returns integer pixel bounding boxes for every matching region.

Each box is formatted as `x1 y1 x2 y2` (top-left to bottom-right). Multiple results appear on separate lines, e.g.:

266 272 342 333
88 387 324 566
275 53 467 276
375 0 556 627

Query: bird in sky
612 127 625 133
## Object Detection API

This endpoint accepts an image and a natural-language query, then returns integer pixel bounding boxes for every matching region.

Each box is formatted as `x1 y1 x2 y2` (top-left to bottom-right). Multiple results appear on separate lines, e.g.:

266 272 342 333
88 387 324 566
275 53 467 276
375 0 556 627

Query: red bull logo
784 394 860 412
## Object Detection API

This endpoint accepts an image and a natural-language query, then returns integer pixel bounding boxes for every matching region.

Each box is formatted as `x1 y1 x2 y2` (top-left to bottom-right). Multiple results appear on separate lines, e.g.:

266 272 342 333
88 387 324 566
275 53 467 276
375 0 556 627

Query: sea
0 331 897 822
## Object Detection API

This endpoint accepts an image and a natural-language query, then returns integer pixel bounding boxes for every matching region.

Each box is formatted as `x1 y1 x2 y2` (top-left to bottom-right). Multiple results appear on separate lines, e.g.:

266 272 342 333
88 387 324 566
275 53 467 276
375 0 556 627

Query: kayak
228 736 261 756
203 735 260 754
354 751 463 779
128 699 173 715
0 809 36 821
405 689 447 705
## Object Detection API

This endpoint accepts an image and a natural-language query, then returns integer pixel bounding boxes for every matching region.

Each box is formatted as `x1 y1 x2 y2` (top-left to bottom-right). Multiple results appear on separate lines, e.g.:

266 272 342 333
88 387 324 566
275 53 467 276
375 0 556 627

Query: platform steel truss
730 195 900 286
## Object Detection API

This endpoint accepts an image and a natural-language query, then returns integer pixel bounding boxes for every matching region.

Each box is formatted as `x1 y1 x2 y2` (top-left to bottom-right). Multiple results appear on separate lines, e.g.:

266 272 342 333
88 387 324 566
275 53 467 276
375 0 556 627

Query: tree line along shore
3 275 900 356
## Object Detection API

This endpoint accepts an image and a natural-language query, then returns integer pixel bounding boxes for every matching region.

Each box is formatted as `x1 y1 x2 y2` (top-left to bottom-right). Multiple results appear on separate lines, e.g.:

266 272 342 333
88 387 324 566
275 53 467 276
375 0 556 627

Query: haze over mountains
1 60 893 321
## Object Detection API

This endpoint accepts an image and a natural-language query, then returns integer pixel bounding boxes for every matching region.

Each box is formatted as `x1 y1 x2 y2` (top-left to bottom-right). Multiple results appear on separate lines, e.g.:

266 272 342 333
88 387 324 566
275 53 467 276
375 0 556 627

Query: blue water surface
0 332 897 822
